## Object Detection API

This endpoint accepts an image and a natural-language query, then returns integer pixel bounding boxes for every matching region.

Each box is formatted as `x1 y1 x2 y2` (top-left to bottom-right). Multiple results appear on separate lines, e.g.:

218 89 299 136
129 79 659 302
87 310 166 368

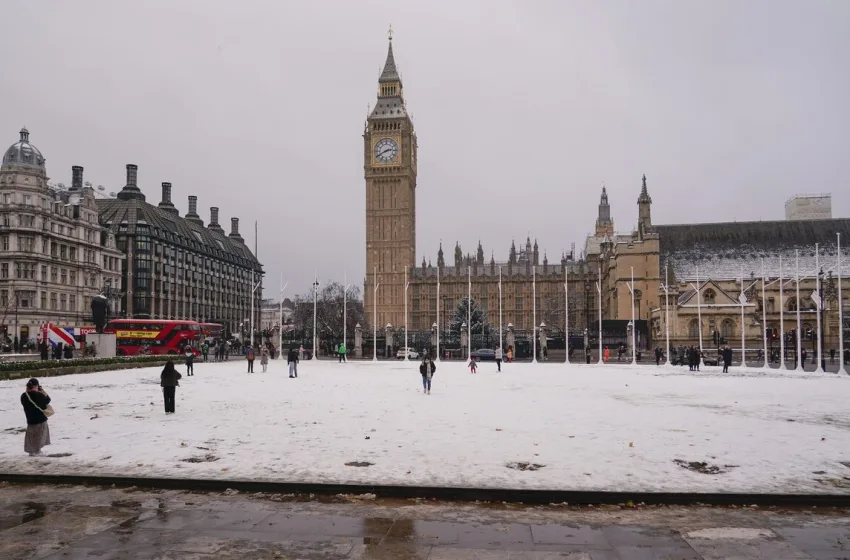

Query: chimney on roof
116 163 146 202
185 195 204 227
229 217 244 243
208 207 224 233
157 182 179 215
70 166 83 191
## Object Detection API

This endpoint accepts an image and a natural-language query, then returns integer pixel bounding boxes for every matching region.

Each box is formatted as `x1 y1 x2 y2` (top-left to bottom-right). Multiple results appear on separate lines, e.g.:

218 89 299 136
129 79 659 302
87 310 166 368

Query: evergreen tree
450 297 487 334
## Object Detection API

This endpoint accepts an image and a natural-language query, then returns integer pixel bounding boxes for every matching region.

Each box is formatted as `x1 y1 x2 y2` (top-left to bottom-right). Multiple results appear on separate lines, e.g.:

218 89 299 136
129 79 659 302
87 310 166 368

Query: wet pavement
1 483 850 559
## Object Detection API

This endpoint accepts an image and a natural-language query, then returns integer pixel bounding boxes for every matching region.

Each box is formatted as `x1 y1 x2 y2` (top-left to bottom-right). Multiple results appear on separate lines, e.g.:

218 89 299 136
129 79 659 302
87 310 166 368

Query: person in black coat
419 357 436 394
21 378 52 456
287 347 299 378
722 345 733 373
160 360 182 414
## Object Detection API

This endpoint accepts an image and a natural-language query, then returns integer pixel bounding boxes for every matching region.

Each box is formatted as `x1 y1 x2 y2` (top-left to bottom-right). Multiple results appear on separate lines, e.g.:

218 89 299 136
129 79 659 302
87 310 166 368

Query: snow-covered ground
1 359 849 494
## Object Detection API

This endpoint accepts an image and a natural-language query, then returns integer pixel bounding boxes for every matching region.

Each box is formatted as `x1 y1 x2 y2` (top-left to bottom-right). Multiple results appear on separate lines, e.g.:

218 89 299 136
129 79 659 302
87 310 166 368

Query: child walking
468 356 477 374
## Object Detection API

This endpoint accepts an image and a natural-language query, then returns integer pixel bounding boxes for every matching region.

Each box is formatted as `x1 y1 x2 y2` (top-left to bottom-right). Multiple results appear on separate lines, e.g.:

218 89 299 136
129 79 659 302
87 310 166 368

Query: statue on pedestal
91 293 110 333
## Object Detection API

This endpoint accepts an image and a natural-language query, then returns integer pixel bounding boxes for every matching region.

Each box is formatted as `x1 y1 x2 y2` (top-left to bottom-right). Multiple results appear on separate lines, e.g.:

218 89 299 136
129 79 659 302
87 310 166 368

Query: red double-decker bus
200 323 224 342
102 319 202 356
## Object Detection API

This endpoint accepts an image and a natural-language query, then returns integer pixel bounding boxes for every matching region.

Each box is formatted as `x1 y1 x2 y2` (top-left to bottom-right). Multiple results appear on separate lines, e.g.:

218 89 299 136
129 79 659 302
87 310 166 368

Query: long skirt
24 422 51 454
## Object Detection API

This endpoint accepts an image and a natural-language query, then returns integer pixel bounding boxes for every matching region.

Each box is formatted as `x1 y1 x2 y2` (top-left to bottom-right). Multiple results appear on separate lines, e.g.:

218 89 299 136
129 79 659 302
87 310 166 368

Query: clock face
374 138 398 163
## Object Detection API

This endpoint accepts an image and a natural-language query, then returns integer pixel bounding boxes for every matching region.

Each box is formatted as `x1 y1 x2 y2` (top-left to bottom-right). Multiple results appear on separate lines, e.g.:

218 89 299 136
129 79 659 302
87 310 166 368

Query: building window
51 267 58 282
0 290 6 306
703 289 716 304
61 269 67 284
69 270 76 285
767 297 775 313
23 194 31 206
20 215 35 227
721 318 735 339
50 293 57 310
0 236 8 250
1 214 9 226
41 265 47 280
69 294 76 312
0 263 7 279
60 294 67 311
688 319 700 339
40 292 46 309
60 245 67 259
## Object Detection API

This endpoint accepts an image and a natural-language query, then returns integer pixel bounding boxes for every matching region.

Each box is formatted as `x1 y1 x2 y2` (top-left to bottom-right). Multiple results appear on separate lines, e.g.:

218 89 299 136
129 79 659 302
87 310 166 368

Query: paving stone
530 524 610 548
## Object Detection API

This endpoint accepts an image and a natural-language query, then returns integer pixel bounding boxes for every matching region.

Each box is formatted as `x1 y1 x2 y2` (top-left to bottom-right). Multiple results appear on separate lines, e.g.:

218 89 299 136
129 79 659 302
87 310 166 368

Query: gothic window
703 289 716 304
787 297 797 311
721 318 735 339
688 319 699 339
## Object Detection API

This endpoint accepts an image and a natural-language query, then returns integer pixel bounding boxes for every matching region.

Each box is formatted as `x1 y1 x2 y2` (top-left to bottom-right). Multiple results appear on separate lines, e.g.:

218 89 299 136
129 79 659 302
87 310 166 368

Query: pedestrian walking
184 347 194 376
655 347 663 366
287 347 299 378
201 341 209 363
830 348 836 364
21 378 52 456
338 342 347 363
801 348 808 368
299 345 305 361
246 346 255 373
260 345 269 372
495 346 503 372
160 360 181 415
468 356 477 374
419 356 435 394
722 345 733 373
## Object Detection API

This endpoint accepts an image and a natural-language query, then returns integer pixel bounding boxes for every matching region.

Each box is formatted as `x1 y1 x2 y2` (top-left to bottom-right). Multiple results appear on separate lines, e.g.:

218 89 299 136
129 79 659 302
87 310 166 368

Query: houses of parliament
364 34 850 351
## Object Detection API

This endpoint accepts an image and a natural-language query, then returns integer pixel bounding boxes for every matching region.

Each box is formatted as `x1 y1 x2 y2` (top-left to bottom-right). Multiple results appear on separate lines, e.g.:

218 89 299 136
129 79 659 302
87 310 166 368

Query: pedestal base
86 333 117 358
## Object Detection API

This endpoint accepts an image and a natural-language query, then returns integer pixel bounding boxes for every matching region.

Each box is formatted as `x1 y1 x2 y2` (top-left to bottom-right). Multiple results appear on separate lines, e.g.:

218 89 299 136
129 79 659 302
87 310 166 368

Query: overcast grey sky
2 0 848 297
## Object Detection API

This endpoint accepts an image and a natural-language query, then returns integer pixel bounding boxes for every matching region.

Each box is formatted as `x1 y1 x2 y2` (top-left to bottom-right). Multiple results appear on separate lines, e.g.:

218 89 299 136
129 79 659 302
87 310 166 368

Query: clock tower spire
364 29 418 331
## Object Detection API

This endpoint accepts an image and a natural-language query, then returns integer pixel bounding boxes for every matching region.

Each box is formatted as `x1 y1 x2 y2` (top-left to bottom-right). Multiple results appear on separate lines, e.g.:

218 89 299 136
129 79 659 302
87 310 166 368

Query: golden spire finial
388 24 393 41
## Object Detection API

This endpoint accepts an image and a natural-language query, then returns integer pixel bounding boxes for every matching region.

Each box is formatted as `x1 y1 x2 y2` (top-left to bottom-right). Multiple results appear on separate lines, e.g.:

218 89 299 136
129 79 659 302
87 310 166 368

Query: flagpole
696 267 704 367
532 265 537 364
664 261 670 366
436 267 441 362
779 257 786 370
596 263 602 365
796 250 803 372
467 266 472 360
838 233 846 375
498 266 503 359
373 267 379 363
815 243 824 374
740 266 746 368
343 271 349 362
761 259 769 371
404 267 409 361
564 271 569 364
629 266 636 365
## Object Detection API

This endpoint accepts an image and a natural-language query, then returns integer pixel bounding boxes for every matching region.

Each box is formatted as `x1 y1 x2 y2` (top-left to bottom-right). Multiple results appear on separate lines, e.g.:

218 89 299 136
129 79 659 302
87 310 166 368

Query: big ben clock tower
364 29 417 332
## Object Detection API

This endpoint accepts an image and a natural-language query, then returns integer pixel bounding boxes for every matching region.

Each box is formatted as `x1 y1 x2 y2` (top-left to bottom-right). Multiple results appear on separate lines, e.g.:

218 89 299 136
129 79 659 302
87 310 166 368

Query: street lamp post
498 266 503 358
761 259 769 371
565 273 569 364
779 257 786 370
279 275 288 359
313 275 319 360
404 267 409 361
343 272 350 360
795 250 803 372
815 243 825 374
690 267 704 368
467 266 472 360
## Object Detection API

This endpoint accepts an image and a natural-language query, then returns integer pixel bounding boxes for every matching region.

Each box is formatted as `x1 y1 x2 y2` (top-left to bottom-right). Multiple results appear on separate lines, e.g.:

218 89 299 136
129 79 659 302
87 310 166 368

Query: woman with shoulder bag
21 378 53 456
419 356 436 395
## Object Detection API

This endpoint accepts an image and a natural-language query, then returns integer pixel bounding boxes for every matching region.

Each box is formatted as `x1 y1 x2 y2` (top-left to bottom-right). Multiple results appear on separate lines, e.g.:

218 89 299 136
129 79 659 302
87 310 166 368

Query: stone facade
97 168 263 335
363 35 417 330
585 174 849 352
0 129 124 344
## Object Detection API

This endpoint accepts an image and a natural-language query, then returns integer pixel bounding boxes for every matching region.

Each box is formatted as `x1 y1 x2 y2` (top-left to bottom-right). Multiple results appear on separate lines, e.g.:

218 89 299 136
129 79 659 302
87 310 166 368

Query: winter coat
338 343 346 355
419 361 436 378
722 347 733 366
260 348 269 365
246 349 255 361
287 349 299 364
495 348 503 360
21 390 51 425
160 364 182 387
184 352 194 366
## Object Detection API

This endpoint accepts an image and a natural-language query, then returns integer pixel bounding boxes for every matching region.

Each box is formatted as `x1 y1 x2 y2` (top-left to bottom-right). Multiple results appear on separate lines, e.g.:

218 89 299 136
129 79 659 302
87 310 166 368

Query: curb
2 473 849 507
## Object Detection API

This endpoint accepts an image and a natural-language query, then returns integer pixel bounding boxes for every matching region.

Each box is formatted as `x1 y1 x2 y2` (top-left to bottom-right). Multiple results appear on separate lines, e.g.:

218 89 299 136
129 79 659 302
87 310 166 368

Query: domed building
0 128 124 348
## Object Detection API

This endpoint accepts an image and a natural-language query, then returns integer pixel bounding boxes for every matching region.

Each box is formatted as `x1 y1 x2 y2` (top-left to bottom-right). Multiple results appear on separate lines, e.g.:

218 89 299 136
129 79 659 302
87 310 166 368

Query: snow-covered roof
658 218 850 281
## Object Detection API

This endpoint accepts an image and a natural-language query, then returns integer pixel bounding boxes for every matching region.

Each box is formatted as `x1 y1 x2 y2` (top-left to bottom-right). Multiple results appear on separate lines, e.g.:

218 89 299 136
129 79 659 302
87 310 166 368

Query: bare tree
293 281 365 341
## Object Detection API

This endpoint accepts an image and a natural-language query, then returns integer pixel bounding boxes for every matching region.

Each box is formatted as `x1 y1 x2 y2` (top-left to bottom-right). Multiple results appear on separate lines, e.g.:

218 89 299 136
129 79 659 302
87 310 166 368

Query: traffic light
772 329 778 340
766 328 772 339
